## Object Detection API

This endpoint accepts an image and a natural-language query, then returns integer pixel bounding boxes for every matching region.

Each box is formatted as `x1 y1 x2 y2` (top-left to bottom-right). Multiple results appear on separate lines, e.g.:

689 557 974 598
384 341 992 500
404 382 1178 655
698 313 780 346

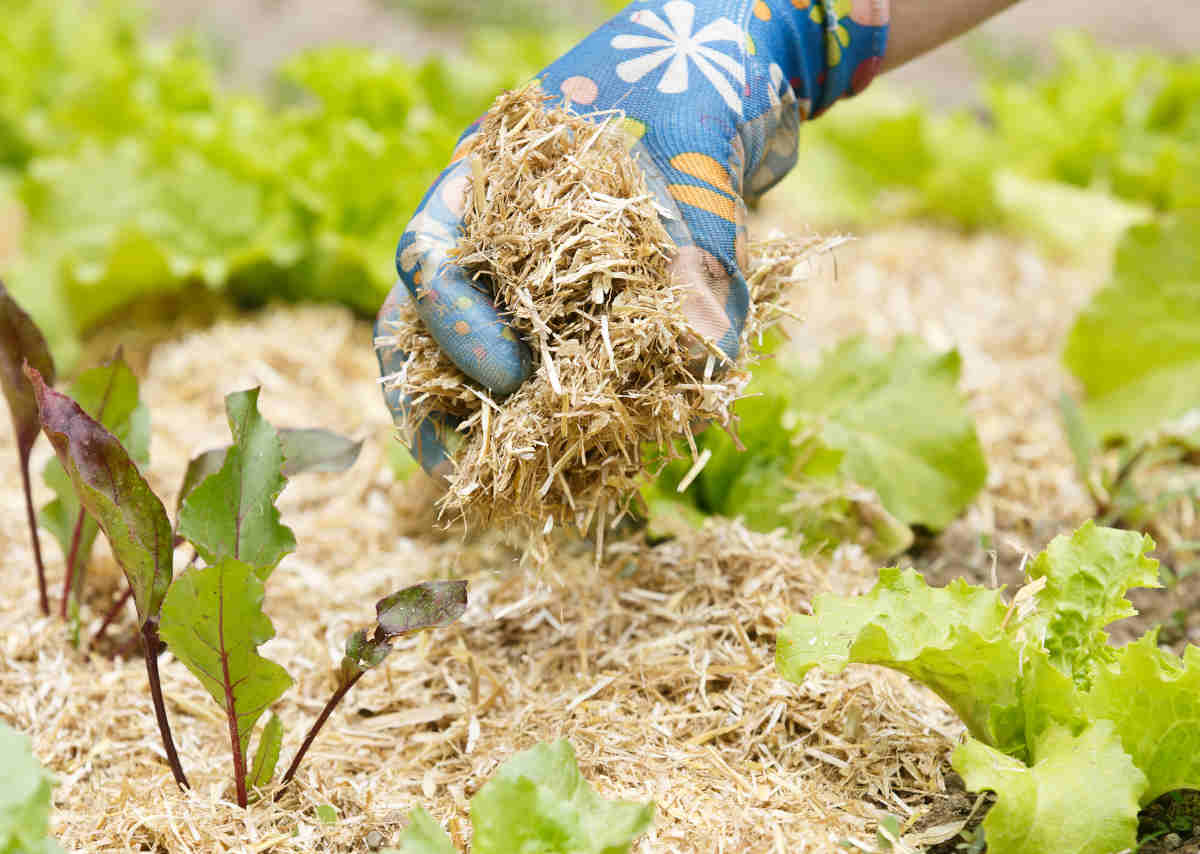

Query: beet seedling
0 281 56 615
38 351 148 628
25 365 188 788
278 579 467 792
25 371 463 806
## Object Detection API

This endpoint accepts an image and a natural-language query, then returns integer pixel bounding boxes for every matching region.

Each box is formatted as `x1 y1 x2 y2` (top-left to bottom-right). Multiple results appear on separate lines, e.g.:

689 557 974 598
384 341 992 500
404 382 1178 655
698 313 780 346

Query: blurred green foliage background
1 0 1196 372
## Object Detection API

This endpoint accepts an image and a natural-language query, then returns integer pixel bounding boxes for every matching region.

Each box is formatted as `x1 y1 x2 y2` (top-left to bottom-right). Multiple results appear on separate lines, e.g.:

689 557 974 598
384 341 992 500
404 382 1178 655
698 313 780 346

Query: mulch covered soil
3 219 1195 852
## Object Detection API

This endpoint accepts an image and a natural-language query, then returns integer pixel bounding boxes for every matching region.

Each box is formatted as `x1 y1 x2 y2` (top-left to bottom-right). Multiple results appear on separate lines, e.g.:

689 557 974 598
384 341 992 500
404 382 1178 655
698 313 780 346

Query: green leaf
277 429 363 476
1022 522 1160 688
0 722 65 854
176 428 362 515
776 568 1082 756
316 804 338 825
1085 636 1200 804
158 557 292 766
177 388 296 576
391 807 458 854
1057 391 1096 486
1063 214 1200 442
174 447 225 520
246 713 283 793
658 339 980 555
336 627 394 687
992 170 1151 256
376 581 468 637
952 723 1145 854
470 740 653 854
26 366 172 626
39 354 149 606
338 582 468 688
0 280 55 465
785 336 987 531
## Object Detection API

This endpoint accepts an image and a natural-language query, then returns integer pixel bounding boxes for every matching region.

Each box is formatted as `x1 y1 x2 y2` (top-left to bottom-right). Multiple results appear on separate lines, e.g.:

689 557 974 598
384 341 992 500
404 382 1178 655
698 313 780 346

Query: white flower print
611 0 746 115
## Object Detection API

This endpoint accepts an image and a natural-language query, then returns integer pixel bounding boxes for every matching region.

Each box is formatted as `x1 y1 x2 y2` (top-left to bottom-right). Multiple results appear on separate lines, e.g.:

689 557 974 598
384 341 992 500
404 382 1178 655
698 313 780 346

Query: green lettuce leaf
776 568 1082 757
659 336 984 553
1023 522 1160 688
177 388 296 576
158 557 293 765
777 524 1163 760
0 722 64 854
784 336 987 531
389 741 652 854
953 722 1145 854
391 807 458 854
1085 636 1200 804
1063 214 1200 442
470 740 653 854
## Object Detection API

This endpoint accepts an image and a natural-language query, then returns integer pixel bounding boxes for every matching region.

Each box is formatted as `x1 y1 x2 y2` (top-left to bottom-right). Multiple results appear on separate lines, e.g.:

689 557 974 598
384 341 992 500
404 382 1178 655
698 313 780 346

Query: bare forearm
882 0 1025 71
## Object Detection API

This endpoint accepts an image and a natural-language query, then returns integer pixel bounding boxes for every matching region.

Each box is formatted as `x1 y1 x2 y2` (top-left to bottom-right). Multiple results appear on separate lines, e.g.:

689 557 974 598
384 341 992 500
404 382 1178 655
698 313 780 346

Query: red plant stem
141 621 190 790
20 458 50 616
219 596 249 808
59 510 86 619
91 586 133 648
277 671 364 794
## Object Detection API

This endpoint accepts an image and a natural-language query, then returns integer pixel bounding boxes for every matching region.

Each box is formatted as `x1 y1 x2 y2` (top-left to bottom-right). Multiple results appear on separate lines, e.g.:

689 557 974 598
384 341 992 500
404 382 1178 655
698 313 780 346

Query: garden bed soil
3 220 1197 852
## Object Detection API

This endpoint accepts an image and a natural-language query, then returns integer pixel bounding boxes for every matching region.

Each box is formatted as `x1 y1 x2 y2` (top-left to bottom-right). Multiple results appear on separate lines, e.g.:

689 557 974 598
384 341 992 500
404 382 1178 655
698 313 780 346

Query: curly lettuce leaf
1063 214 1200 442
776 568 1083 756
1023 522 1160 688
1086 636 1200 804
659 336 983 554
390 741 652 854
470 740 653 854
953 722 1145 854
391 807 457 854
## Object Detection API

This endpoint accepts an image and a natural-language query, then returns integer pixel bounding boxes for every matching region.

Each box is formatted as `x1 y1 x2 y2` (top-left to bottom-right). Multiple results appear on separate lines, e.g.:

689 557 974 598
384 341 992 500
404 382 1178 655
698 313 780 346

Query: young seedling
158 388 461 807
391 739 653 854
93 427 362 649
0 282 56 615
24 366 188 789
158 555 292 806
27 369 447 808
278 579 468 792
38 351 148 625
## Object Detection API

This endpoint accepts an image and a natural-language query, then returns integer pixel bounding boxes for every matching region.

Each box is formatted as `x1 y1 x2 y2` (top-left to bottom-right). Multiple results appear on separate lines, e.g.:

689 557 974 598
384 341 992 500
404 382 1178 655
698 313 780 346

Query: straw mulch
1 214 1115 852
379 85 833 562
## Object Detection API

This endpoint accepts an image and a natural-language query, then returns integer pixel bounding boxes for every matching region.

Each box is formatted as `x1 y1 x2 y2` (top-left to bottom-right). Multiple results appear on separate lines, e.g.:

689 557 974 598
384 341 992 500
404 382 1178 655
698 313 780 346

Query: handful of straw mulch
381 84 834 560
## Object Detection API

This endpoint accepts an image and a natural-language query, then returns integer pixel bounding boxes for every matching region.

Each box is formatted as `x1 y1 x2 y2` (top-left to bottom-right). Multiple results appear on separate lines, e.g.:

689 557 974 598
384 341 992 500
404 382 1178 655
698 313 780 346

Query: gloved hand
376 0 889 475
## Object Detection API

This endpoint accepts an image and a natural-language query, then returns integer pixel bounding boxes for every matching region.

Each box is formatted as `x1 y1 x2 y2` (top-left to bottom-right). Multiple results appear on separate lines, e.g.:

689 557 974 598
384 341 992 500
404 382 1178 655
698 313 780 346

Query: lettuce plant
654 335 987 557
391 740 653 854
0 722 64 854
777 522 1200 854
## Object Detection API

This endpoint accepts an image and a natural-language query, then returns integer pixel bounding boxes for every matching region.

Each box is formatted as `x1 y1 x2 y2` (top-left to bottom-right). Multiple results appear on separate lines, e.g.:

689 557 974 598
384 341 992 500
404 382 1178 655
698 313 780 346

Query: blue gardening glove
376 0 890 475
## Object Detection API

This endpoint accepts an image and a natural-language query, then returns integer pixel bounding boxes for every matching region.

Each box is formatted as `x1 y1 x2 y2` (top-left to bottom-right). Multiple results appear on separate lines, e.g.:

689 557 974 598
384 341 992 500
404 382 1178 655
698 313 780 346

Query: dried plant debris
379 84 836 558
